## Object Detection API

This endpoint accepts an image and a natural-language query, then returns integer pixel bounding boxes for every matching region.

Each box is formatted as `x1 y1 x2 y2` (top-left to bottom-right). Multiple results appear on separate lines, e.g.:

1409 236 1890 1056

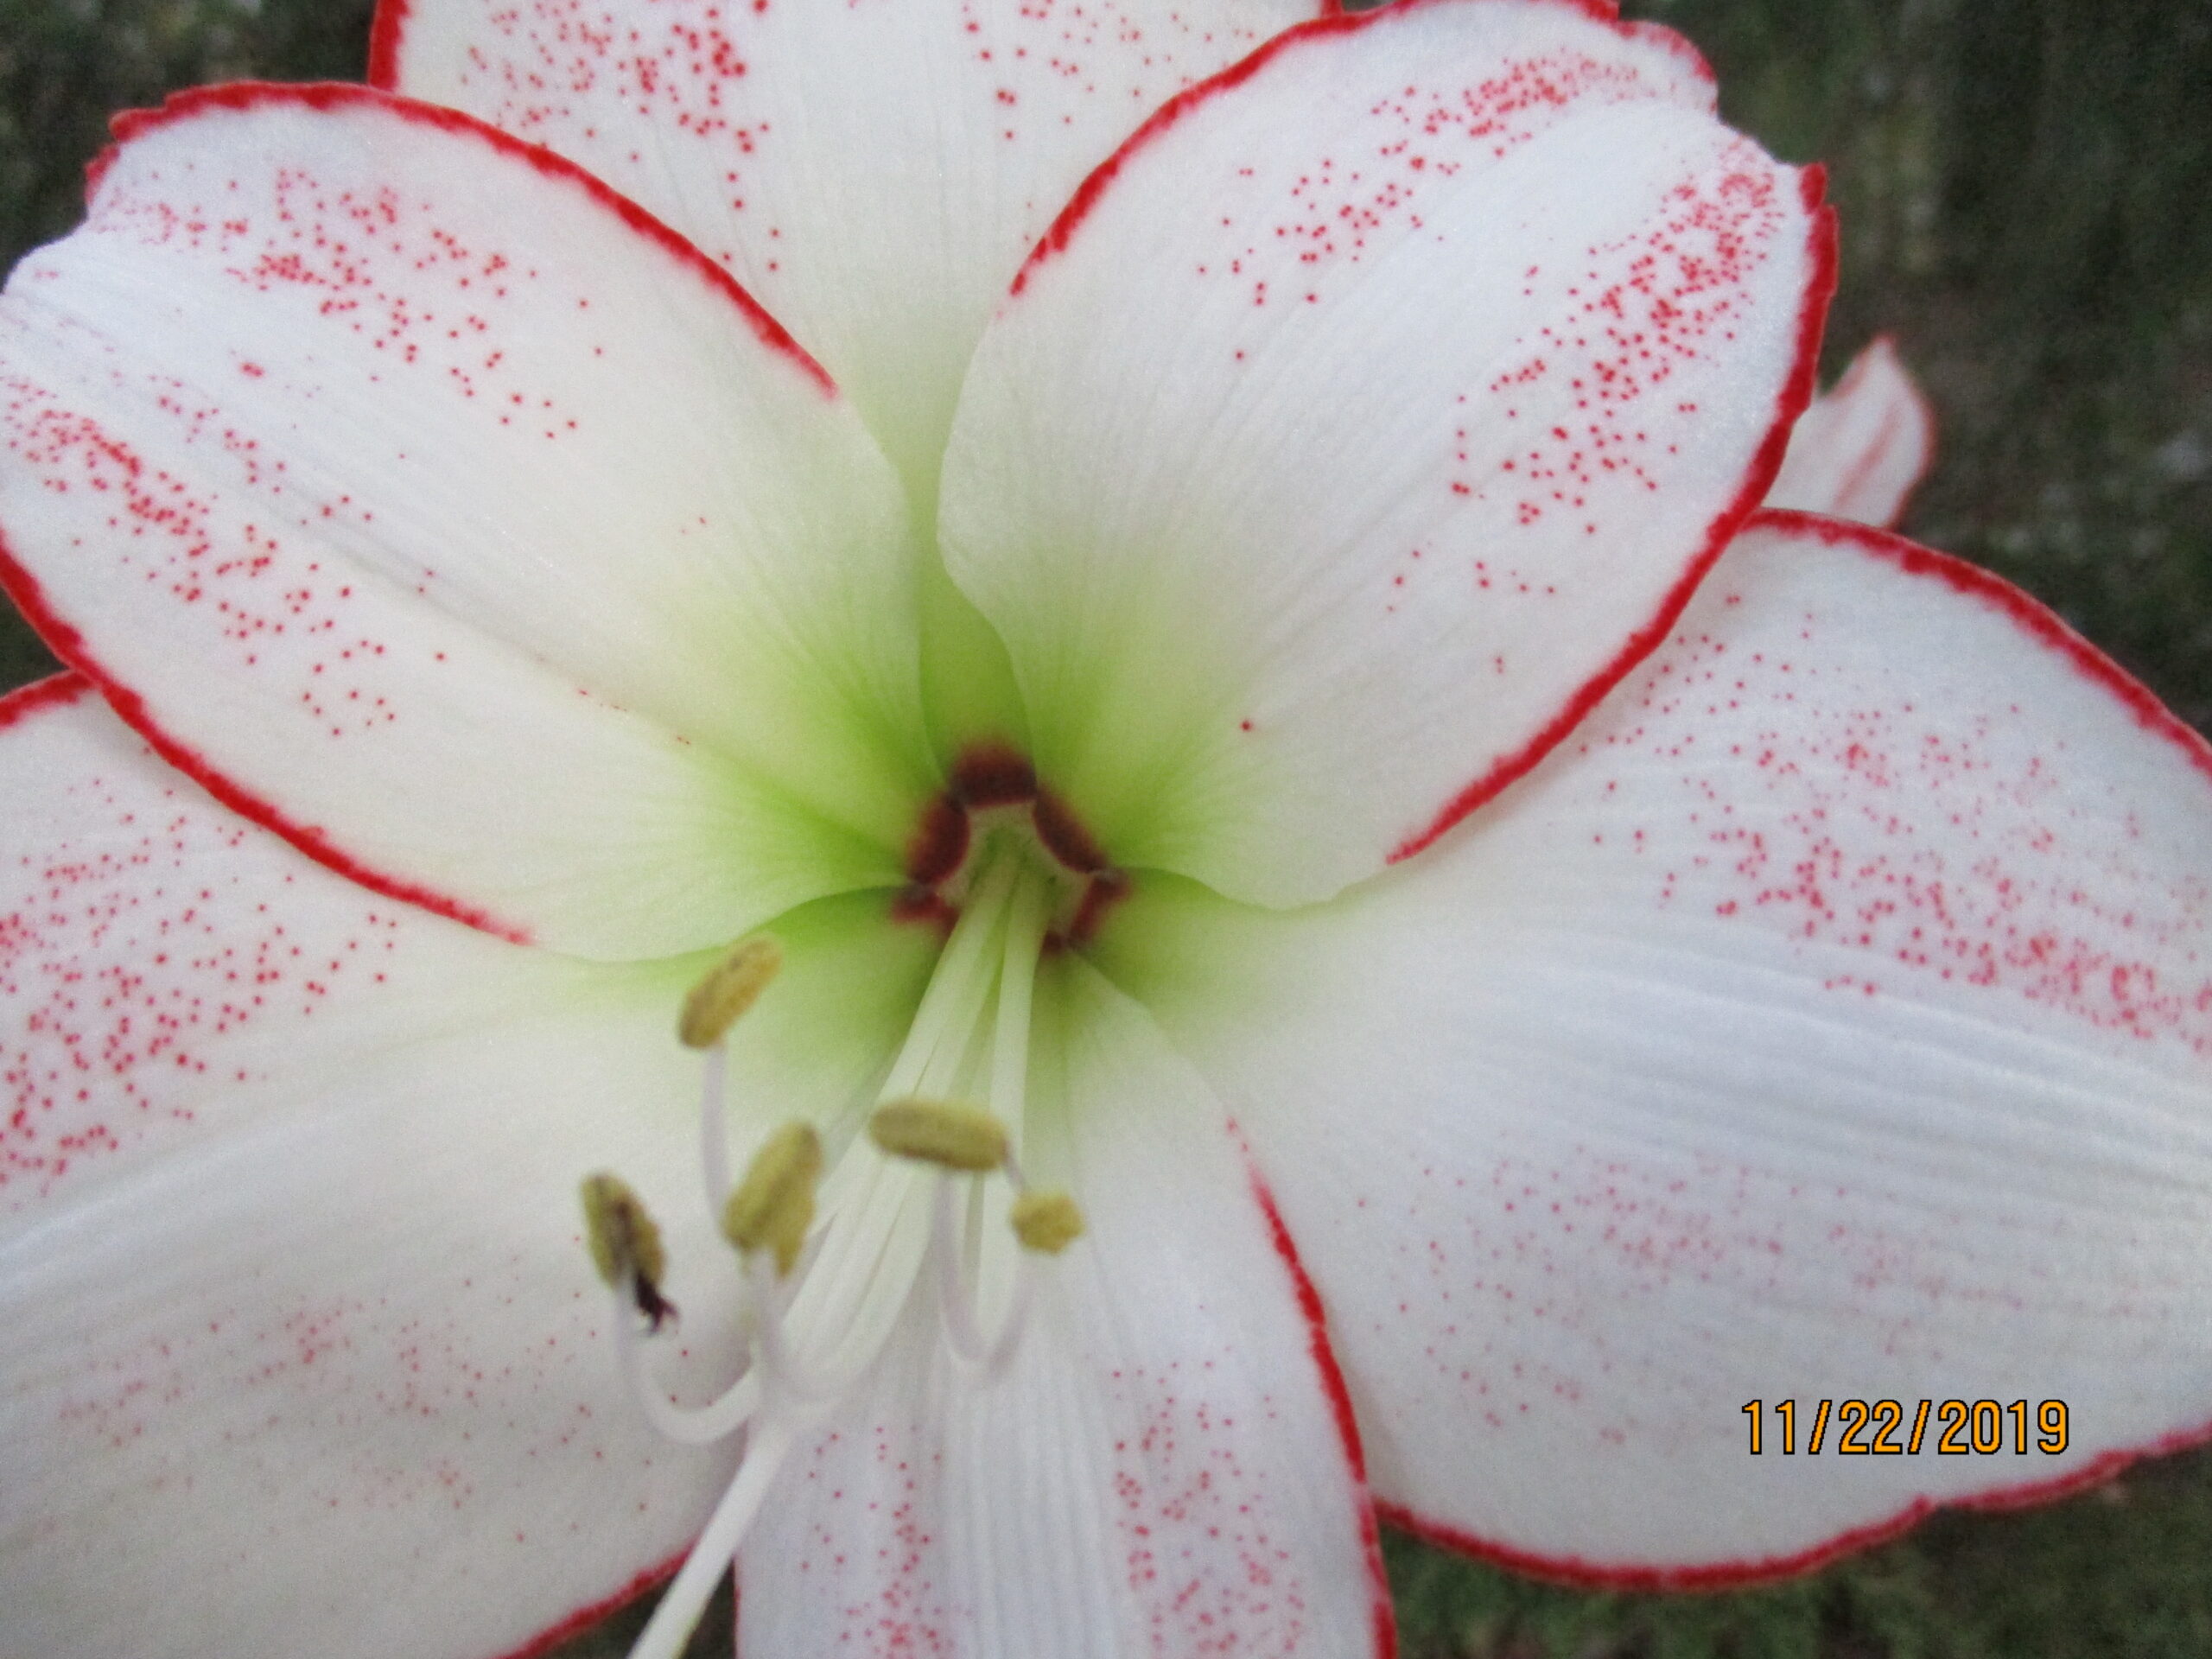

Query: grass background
3 0 2209 1653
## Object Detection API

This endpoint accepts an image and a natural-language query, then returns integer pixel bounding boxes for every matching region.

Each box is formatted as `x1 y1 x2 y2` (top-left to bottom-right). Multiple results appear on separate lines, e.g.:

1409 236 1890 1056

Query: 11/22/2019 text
1743 1399 2069 1456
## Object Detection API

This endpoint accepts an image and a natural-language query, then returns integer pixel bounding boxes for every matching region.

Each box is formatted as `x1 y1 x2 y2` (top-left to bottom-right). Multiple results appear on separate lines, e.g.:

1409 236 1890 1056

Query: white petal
0 86 928 960
379 0 1321 495
1765 336 1936 528
1096 512 2212 1578
0 676 941 1655
942 0 1829 907
738 960 1389 1657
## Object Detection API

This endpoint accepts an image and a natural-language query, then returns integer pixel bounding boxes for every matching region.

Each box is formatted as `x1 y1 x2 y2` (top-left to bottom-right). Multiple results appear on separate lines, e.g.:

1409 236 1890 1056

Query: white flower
1 3 2208 1656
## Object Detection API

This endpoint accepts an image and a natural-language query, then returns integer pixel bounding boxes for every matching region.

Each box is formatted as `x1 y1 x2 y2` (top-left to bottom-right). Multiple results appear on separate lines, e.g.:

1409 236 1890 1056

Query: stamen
928 1173 1038 1379
721 1121 823 1278
607 788 1117 1659
990 861 1050 1148
611 1293 762 1446
869 1097 1009 1172
1010 1190 1086 1255
772 1141 931 1387
582 1173 764 1442
742 1249 874 1405
579 1172 676 1331
626 1418 799 1659
790 852 1018 1357
877 850 1019 1100
697 1042 731 1218
677 935 784 1050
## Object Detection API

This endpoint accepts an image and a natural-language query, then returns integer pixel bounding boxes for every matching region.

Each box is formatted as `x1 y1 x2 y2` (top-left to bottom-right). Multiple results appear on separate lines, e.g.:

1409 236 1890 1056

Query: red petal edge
88 82 832 397
1385 508 2212 1591
1387 162 1835 865
1619 18 1719 92
1308 2 1627 42
23 79 849 944
1832 333 1940 532
479 1135 1402 1659
0 668 704 1659
378 0 1342 90
1754 508 2212 783
998 0 1792 867
492 1550 687 1659
0 669 92 731
1235 1124 1398 1659
366 0 411 90
1012 0 1644 298
0 546 534 944
1382 1416 2212 1593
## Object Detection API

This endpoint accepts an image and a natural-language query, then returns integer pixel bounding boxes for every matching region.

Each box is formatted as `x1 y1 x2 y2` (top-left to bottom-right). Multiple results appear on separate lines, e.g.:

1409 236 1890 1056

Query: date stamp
1742 1398 2069 1456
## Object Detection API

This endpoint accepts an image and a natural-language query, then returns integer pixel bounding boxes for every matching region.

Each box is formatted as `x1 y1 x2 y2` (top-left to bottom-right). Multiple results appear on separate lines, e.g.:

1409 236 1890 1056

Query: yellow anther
868 1098 1008 1173
581 1172 677 1326
721 1121 823 1277
678 936 784 1049
1009 1190 1085 1255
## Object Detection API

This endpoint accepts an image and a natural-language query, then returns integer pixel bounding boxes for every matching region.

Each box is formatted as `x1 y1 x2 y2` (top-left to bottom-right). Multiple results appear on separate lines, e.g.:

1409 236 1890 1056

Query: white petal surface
0 675 940 1656
379 0 1321 496
739 960 1389 1658
0 86 927 960
943 0 1828 908
1765 336 1935 528
1097 513 2212 1577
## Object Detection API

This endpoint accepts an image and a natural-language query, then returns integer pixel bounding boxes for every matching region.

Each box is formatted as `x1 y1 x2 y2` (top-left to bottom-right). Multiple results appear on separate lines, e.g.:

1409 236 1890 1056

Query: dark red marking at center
948 741 1039 807
898 746 1127 944
889 886 959 937
1033 786 1109 874
632 1274 677 1334
1061 868 1131 950
903 794 971 887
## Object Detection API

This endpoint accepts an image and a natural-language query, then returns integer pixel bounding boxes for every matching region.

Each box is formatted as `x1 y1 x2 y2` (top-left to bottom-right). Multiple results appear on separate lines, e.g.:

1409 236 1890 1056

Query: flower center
580 746 1111 1659
896 741 1129 949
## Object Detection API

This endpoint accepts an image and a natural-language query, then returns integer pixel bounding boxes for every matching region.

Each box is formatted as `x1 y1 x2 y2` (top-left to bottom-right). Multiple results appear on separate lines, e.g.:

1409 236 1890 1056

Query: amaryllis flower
2 1 2209 1656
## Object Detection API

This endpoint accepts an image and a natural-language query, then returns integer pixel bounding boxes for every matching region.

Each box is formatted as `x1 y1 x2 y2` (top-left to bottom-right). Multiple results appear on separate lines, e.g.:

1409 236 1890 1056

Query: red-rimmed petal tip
4 81 923 960
1765 335 1937 529
382 0 1322 493
1131 511 2212 1579
735 964 1392 1657
0 680 746 1658
944 0 1832 912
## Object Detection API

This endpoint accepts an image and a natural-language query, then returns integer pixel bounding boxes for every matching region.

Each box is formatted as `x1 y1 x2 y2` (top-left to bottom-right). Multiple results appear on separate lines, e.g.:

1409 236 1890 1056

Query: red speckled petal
941 0 1827 909
1097 512 2212 1580
1765 335 1936 529
739 962 1391 1659
0 677 944 1657
380 0 1324 495
0 85 930 961
0 676 703 1656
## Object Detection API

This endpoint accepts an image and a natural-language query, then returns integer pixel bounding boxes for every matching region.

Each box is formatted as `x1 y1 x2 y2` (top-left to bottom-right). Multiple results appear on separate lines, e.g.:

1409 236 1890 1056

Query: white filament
626 1418 798 1659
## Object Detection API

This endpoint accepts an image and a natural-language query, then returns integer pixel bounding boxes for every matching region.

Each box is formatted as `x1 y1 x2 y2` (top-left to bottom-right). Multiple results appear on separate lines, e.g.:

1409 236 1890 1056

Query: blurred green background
3 0 2209 1654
